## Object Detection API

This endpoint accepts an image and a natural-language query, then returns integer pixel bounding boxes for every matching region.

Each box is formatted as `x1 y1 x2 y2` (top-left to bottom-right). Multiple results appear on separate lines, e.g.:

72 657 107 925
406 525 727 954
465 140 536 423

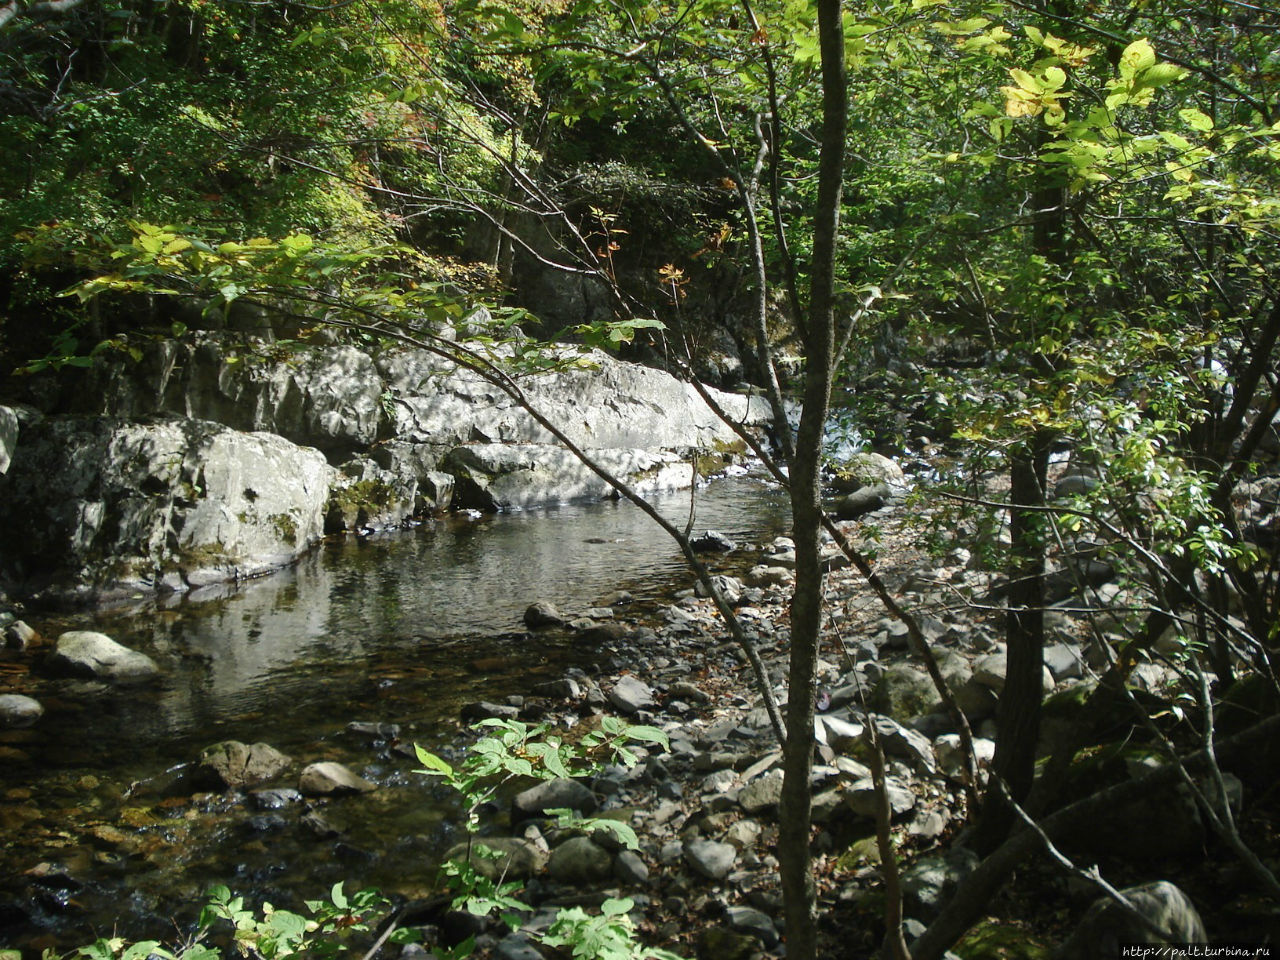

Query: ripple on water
0 477 789 947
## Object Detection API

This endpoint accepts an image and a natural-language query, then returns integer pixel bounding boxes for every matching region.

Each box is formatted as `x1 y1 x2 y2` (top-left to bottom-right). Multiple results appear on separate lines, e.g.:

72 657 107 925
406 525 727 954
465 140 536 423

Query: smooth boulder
0 694 43 729
0 417 333 598
298 761 376 796
48 631 159 684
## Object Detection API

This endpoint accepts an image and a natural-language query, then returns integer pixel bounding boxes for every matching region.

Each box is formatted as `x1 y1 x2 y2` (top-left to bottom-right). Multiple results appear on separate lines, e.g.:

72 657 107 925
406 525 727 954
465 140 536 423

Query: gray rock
1054 474 1101 499
1044 643 1085 681
49 631 159 684
952 677 999 722
934 734 996 780
378 344 767 457
532 678 582 700
0 694 43 729
743 565 792 588
4 620 38 650
695 574 744 605
494 933 544 960
524 602 565 628
0 405 16 475
547 836 614 885
669 681 711 704
608 675 656 715
445 837 548 881
724 819 763 850
738 772 784 814
835 484 892 520
871 664 937 721
830 452 906 491
513 778 597 820
872 715 938 775
250 788 303 810
298 761 376 796
345 721 401 742
1056 881 1206 958
199 741 292 790
683 838 737 880
845 777 916 819
614 849 650 885
691 530 736 553
326 459 417 532
0 417 333 598
725 906 780 947
461 701 520 722
972 652 1054 696
447 443 694 512
901 849 979 920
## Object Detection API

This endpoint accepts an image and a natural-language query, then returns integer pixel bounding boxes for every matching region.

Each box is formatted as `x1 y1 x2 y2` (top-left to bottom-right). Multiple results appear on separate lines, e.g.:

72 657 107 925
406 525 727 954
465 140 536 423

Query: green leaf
1179 107 1214 131
1119 38 1156 76
414 745 455 779
330 881 348 911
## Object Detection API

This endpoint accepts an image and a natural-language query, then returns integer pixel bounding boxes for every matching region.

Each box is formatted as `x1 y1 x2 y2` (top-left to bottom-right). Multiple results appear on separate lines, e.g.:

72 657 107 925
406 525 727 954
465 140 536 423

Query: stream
0 476 790 951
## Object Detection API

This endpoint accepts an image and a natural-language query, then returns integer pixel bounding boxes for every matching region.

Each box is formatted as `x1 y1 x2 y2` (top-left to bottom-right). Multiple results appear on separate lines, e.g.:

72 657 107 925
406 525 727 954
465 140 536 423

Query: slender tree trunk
778 3 845 958
976 429 1052 849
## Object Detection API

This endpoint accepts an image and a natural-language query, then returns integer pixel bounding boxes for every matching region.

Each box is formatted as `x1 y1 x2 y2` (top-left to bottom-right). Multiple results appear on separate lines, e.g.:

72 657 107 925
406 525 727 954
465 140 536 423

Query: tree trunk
776 3 845 959
975 428 1052 850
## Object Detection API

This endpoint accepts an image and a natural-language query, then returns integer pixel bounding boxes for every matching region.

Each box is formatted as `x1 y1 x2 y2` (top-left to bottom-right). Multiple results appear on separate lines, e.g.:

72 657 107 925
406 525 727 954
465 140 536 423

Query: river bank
3 463 1264 959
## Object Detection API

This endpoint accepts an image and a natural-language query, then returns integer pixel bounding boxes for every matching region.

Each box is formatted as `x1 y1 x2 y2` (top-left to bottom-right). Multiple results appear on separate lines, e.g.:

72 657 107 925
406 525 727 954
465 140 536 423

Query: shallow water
0 477 789 949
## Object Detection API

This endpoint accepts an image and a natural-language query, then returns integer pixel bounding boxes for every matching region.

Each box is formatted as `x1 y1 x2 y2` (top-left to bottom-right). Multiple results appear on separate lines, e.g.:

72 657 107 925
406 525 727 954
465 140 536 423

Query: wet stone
250 787 303 810
345 721 401 742
461 701 520 722
0 694 43 730
298 762 376 796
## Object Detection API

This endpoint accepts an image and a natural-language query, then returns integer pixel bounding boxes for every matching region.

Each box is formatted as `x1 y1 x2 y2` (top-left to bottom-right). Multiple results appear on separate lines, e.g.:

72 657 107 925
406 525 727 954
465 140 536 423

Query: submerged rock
48 631 159 684
0 694 43 729
199 741 292 790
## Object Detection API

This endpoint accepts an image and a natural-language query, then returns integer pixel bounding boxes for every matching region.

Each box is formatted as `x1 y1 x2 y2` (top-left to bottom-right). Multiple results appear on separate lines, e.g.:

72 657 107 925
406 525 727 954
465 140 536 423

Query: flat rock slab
608 675 656 714
49 631 159 684
298 761 376 796
200 741 292 790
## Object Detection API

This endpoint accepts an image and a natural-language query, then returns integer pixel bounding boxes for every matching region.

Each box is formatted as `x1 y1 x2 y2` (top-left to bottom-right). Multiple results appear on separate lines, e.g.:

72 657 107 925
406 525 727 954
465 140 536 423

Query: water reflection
85 476 789 748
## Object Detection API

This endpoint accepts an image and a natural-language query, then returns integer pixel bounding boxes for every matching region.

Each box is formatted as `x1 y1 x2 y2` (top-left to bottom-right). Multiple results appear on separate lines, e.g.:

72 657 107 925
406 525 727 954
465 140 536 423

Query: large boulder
1056 881 1206 957
48 631 159 684
0 417 334 599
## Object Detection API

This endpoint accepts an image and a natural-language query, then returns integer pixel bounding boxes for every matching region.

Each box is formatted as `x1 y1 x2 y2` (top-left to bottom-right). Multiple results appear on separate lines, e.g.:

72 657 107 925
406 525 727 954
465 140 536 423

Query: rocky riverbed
4 467 1266 959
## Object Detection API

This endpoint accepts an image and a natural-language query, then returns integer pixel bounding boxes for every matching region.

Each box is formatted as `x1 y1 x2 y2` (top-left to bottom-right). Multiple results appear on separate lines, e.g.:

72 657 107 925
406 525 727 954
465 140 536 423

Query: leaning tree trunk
777 3 846 959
